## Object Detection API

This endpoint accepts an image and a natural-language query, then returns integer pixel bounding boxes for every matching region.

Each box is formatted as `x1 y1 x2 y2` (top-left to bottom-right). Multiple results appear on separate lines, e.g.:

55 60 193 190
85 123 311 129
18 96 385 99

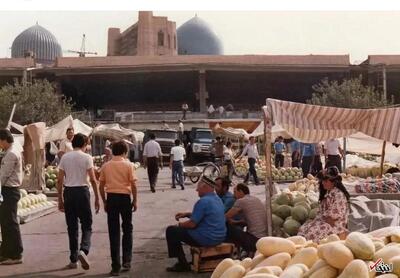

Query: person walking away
225 183 267 257
143 133 163 193
181 102 188 120
324 138 343 172
290 139 301 168
99 141 138 276
238 136 260 185
223 141 235 180
57 133 100 270
165 176 226 272
0 129 23 265
274 136 285 168
177 120 184 142
312 142 323 175
301 143 315 177
212 136 224 164
58 127 74 158
170 139 186 190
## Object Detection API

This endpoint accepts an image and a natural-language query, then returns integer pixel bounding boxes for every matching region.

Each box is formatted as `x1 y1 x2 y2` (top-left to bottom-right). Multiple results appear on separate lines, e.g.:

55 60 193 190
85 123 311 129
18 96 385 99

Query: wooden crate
190 243 235 273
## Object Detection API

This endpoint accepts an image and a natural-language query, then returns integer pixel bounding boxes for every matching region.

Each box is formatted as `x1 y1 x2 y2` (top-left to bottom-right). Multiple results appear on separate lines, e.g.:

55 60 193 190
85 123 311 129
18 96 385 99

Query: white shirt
178 122 184 132
325 139 341 155
58 150 94 187
0 145 23 187
241 143 259 159
59 138 73 153
218 106 224 114
208 105 215 113
143 140 162 158
170 146 186 161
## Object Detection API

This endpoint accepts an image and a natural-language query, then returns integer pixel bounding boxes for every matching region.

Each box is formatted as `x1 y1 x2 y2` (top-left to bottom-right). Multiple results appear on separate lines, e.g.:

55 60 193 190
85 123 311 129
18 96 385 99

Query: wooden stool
190 243 235 273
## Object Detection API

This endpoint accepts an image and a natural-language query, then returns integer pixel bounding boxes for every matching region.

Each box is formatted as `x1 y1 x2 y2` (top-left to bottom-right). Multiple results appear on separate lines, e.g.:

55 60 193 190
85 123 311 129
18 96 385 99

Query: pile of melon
212 229 400 278
17 189 57 218
272 191 319 237
44 166 59 192
288 174 319 193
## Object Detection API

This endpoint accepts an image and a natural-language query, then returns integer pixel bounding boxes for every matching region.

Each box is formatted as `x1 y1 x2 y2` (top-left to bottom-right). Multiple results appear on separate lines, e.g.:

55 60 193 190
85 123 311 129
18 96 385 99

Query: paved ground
0 168 267 278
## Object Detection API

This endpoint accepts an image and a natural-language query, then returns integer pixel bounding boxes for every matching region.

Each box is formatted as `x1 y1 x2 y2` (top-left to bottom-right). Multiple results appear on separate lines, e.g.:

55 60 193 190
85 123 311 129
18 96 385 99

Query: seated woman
298 166 350 243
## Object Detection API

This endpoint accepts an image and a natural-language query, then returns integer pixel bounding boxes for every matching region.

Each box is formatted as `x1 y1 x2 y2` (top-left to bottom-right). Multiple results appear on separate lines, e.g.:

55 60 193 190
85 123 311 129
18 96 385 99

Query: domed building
177 15 223 55
11 23 62 64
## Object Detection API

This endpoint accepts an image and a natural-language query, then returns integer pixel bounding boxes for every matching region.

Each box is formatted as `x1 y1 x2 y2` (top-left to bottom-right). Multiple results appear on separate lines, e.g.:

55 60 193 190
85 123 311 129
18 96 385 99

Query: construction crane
66 34 97 57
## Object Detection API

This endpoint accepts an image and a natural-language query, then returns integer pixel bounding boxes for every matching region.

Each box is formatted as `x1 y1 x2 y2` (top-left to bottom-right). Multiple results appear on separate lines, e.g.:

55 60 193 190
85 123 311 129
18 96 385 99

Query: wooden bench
190 243 235 273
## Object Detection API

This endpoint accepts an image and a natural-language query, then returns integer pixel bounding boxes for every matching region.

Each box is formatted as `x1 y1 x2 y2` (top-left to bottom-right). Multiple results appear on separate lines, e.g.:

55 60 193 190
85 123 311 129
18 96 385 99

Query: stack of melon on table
17 189 57 218
211 227 400 277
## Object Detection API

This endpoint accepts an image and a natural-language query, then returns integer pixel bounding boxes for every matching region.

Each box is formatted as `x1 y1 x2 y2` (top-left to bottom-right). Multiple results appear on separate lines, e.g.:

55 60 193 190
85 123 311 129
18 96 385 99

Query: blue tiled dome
177 16 223 55
11 24 62 64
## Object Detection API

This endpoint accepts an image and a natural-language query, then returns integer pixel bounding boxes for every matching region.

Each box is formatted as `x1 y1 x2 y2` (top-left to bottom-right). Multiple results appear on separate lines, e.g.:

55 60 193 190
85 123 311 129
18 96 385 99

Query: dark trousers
166 226 199 264
106 193 133 271
291 151 300 168
147 157 159 188
244 158 259 184
301 156 313 177
172 160 184 187
0 187 23 259
326 155 342 172
225 160 234 181
226 224 258 253
63 186 92 263
182 110 187 120
275 154 284 168
312 155 323 174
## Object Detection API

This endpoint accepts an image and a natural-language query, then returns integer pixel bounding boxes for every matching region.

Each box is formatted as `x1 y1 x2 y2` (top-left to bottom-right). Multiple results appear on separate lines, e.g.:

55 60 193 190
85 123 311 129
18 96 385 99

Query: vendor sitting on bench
165 176 226 272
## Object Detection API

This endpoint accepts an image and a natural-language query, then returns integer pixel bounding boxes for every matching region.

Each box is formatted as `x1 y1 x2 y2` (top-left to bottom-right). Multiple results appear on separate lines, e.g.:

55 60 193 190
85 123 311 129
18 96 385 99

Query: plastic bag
49 141 58 155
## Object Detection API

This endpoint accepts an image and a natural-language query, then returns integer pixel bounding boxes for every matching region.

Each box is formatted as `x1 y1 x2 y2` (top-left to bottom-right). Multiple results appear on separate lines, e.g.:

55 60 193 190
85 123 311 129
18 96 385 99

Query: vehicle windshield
152 131 178 140
195 131 213 140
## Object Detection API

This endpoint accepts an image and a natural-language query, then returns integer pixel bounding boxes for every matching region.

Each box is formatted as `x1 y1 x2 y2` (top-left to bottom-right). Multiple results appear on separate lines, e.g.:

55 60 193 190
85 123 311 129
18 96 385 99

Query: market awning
250 121 291 139
265 98 400 144
93 123 144 143
45 115 93 142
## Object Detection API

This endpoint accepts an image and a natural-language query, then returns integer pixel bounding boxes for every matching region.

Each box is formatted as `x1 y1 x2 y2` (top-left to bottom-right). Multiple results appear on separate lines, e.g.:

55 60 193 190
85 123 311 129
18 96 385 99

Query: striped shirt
233 195 267 238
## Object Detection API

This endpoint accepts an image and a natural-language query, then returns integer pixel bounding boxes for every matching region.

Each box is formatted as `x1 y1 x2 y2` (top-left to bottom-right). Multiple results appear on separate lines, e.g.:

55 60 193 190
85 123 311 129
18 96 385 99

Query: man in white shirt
324 138 343 172
178 120 184 142
181 103 188 120
58 127 74 158
57 133 100 270
238 136 260 185
170 139 186 190
143 133 163 193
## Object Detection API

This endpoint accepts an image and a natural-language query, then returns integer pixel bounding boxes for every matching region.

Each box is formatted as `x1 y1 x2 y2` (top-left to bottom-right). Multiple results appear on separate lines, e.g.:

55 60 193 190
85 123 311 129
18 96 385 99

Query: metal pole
6 103 17 129
264 106 273 236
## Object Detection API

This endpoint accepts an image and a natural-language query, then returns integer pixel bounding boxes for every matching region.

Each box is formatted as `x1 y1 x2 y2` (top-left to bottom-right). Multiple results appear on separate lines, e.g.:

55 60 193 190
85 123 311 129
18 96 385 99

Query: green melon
275 193 292 206
292 205 309 223
272 214 284 229
310 202 319 209
283 219 301 236
309 208 318 219
275 205 292 220
295 201 311 212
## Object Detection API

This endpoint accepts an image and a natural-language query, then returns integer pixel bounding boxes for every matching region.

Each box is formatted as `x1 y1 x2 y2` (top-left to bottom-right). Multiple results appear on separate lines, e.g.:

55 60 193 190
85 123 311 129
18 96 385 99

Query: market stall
263 98 400 236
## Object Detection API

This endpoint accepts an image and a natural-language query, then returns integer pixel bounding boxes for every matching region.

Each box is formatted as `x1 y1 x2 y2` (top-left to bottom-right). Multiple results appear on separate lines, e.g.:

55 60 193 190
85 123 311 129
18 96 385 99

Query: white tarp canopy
45 115 93 142
341 132 400 156
93 123 144 143
250 121 291 139
213 125 249 140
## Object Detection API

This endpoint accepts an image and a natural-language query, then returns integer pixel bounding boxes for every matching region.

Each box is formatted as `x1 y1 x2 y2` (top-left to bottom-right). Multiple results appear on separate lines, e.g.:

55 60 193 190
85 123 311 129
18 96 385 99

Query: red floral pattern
298 187 349 243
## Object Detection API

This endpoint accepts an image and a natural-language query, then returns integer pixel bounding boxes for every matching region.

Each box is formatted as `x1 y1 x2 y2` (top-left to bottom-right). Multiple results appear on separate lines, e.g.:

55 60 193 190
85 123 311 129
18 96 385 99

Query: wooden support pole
343 137 347 172
380 140 386 177
264 106 273 236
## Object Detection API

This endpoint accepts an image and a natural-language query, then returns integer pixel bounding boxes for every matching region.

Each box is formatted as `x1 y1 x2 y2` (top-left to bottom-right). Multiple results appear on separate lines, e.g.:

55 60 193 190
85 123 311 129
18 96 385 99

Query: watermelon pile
17 189 57 218
44 166 59 192
272 191 319 237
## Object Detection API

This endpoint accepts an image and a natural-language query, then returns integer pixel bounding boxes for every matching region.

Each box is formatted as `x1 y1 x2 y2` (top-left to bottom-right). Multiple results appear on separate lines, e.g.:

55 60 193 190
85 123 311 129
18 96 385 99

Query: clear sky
1 11 400 63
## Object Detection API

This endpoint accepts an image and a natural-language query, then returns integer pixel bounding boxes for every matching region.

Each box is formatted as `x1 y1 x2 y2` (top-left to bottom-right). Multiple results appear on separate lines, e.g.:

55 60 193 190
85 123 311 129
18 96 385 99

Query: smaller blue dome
177 16 223 55
11 24 62 64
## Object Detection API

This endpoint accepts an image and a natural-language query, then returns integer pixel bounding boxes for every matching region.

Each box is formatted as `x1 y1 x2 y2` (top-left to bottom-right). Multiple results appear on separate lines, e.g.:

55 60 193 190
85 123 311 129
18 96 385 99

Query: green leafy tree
308 76 393 108
0 79 73 127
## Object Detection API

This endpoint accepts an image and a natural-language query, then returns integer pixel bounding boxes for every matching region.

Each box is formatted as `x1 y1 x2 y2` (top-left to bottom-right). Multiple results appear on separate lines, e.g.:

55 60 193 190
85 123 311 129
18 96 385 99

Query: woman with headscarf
298 166 350 243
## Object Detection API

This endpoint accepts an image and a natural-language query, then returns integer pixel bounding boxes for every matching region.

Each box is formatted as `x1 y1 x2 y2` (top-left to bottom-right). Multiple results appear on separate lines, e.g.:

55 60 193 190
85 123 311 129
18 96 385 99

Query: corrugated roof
55 54 350 68
366 55 400 65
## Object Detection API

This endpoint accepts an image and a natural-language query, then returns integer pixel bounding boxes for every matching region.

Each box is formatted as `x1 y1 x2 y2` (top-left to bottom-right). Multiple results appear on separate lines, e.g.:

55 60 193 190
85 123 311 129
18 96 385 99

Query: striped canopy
264 99 400 144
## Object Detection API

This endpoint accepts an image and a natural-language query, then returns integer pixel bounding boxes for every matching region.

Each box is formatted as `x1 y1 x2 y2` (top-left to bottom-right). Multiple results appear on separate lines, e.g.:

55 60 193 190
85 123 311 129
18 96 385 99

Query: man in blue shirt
274 136 286 168
165 176 226 272
215 177 235 212
301 143 315 177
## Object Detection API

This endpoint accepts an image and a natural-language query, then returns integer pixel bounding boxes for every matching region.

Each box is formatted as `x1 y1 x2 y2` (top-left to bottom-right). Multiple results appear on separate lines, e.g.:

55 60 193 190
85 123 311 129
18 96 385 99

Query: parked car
142 129 179 164
186 128 214 163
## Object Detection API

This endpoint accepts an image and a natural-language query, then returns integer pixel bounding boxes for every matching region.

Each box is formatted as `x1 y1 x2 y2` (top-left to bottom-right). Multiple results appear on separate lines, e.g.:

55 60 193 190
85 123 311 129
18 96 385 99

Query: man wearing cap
165 176 226 272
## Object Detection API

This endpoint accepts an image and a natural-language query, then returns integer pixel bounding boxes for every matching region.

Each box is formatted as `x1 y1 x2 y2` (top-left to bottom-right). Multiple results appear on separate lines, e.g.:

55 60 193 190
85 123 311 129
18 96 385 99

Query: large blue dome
177 16 223 55
11 24 62 64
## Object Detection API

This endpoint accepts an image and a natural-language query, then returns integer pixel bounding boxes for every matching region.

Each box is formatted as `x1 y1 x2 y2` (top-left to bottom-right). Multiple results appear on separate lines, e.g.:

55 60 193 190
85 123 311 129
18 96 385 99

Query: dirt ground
0 168 267 278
